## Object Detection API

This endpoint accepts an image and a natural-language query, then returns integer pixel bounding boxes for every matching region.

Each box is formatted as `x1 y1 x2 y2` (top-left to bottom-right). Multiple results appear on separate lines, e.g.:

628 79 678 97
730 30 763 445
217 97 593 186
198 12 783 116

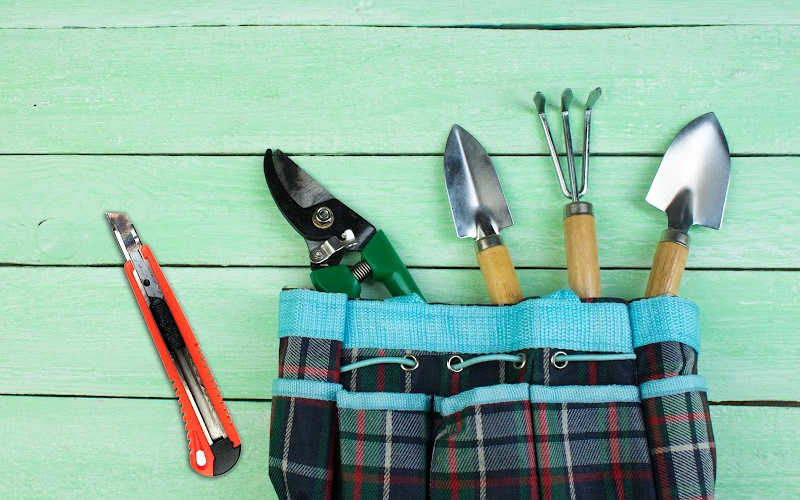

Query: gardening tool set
106 89 729 500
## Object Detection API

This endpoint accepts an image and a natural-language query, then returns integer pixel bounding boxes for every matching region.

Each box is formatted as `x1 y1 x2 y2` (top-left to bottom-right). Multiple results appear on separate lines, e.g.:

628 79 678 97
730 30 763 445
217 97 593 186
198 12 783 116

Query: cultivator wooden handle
564 212 602 299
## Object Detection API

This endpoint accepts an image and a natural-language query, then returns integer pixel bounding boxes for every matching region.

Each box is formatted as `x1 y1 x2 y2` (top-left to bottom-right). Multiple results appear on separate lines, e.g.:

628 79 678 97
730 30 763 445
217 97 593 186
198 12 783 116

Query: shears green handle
310 230 423 300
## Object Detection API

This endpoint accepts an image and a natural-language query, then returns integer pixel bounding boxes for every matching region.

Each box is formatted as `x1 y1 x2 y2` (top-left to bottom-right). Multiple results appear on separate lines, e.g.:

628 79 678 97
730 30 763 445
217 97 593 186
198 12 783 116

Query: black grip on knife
149 297 186 352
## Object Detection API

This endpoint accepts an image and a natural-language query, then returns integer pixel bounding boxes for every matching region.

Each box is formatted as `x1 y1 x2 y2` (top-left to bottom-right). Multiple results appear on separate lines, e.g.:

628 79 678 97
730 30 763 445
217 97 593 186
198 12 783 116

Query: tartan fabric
635 342 697 384
279 336 342 383
641 391 715 500
269 395 338 500
531 401 656 500
340 347 635 395
338 406 429 499
429 400 540 499
542 350 635 388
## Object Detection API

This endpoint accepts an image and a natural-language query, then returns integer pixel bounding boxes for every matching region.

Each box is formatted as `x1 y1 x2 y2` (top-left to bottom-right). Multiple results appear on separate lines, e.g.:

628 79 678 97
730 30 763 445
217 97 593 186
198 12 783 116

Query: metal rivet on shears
312 206 334 229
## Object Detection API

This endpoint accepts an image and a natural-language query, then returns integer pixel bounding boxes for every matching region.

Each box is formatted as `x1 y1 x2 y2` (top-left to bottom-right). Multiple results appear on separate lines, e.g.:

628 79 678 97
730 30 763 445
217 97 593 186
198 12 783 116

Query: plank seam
2 23 799 31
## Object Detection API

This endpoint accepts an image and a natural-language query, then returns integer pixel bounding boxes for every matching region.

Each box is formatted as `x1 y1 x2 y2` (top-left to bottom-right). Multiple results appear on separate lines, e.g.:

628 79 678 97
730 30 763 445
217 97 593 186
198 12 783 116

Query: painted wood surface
2 1 798 28
1 5 797 497
0 397 797 499
1 26 798 154
1 155 796 268
2 267 797 401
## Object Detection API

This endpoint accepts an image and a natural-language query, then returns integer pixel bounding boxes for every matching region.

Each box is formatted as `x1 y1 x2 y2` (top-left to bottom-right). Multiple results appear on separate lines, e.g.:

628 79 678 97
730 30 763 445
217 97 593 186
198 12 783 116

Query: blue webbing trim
271 379 341 401
640 375 708 399
278 289 348 341
434 383 529 416
336 390 431 411
279 288 633 353
529 384 640 403
629 296 700 352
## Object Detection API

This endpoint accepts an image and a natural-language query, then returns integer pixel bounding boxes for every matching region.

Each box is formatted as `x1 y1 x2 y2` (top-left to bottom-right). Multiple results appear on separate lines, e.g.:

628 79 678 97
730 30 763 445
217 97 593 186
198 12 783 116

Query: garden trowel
645 112 730 296
444 125 523 304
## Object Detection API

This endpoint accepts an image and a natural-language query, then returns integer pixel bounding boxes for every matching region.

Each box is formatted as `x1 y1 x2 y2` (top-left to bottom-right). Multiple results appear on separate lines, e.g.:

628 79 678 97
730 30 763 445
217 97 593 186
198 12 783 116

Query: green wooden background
1 2 798 498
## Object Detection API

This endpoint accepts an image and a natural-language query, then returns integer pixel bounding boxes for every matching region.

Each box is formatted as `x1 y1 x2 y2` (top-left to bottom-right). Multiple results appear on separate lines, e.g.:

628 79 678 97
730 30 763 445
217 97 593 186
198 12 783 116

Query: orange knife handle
123 245 240 476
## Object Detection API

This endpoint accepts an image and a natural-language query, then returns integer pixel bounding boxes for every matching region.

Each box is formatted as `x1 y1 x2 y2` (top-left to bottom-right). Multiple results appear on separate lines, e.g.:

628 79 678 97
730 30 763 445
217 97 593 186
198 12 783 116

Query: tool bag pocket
529 384 655 499
430 383 539 498
269 325 344 499
269 379 340 499
336 390 432 499
631 297 716 500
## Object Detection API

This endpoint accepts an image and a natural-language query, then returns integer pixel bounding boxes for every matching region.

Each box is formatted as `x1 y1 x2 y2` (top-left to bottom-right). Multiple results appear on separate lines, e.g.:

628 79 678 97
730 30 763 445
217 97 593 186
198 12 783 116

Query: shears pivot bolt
312 206 334 229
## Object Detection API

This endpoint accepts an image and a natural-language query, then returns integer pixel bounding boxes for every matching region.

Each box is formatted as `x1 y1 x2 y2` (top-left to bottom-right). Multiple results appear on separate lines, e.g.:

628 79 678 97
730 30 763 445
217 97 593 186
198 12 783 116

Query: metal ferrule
564 201 593 219
475 233 503 252
661 228 690 247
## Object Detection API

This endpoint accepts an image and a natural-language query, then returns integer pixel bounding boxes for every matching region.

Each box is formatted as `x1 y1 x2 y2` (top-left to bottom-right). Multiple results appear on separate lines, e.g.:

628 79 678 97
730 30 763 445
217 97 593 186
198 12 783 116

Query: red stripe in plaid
609 403 625 498
447 412 460 500
537 402 554 497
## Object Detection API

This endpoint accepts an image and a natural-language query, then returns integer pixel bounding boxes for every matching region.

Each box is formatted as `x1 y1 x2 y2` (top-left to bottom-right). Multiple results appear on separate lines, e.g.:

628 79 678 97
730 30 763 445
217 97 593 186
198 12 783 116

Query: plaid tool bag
269 289 715 500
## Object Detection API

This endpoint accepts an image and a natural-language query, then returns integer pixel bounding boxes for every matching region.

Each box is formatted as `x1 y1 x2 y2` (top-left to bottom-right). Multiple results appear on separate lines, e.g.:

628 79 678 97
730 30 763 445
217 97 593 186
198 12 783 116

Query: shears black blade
264 149 375 267
266 149 335 209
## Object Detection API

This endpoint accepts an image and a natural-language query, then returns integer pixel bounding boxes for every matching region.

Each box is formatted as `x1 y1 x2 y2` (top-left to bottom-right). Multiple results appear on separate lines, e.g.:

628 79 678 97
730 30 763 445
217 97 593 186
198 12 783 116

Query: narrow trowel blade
646 113 730 230
443 125 513 239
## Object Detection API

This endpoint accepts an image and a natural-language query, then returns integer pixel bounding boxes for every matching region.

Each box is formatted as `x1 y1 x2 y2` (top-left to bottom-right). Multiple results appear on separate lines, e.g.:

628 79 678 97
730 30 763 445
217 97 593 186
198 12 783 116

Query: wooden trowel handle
476 240 523 305
645 238 689 297
564 212 602 299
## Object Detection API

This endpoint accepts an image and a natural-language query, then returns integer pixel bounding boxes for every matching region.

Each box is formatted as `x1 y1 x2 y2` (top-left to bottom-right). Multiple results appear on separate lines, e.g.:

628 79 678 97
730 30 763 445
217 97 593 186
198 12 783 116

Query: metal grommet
513 353 527 369
551 351 568 370
447 355 464 373
401 354 419 372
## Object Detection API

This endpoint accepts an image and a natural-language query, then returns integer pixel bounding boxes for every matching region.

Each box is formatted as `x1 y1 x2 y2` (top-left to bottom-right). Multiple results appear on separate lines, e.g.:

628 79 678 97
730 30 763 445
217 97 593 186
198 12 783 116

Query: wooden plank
0 397 797 498
0 26 797 154
1 155 795 268
0 397 275 498
1 1 798 28
1 267 797 402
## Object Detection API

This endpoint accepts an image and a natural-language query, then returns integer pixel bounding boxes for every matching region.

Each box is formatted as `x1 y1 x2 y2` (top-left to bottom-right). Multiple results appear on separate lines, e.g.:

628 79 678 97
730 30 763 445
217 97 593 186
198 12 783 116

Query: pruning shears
264 149 424 300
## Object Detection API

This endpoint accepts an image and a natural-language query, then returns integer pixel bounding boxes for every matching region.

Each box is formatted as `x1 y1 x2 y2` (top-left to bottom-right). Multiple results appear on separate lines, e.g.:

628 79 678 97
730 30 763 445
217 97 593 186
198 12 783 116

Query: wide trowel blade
444 125 513 239
646 113 730 230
